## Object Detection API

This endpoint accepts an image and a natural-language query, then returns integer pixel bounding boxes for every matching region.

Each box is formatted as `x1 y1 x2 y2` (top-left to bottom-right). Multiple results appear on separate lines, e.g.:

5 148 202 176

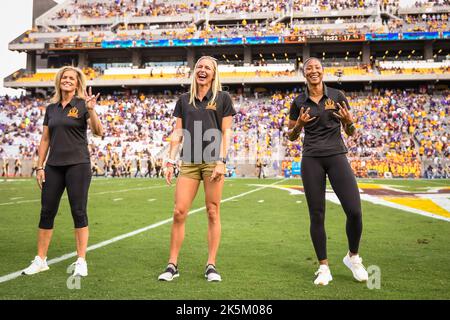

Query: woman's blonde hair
189 56 222 108
51 66 87 103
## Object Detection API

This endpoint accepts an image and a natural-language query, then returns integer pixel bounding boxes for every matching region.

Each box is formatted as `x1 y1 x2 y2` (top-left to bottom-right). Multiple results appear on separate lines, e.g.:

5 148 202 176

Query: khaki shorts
180 162 216 180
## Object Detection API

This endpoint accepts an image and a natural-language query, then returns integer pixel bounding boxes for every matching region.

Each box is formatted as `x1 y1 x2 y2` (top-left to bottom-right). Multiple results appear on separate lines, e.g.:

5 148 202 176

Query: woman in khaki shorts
158 56 236 282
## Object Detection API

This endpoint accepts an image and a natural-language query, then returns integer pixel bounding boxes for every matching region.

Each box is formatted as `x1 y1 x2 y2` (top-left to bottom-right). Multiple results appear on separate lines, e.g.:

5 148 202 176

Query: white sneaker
72 257 88 277
314 264 332 285
343 253 368 282
205 264 222 282
22 256 50 275
158 263 179 281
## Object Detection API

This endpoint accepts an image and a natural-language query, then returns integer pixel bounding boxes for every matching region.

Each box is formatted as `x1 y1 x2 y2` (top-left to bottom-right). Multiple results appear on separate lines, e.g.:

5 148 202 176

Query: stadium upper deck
4 0 450 91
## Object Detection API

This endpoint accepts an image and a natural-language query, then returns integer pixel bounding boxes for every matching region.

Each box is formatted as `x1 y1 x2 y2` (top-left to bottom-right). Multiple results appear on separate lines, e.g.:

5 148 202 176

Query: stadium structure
2 0 450 178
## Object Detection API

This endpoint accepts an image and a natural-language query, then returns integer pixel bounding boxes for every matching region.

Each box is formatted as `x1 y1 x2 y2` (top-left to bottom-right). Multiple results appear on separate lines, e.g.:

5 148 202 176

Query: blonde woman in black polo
22 66 103 277
158 56 236 282
288 58 369 286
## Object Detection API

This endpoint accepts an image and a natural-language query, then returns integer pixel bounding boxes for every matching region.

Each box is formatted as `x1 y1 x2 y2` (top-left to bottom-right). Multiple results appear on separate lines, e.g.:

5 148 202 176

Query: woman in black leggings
288 57 368 286
22 66 103 277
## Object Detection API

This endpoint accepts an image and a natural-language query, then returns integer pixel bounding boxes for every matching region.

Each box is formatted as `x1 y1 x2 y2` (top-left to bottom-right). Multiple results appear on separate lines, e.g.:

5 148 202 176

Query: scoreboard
283 34 365 44
307 34 366 43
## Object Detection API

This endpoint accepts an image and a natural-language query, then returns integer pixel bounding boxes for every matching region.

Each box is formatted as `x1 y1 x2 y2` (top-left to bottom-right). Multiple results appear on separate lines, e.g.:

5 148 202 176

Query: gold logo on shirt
206 101 217 110
324 99 336 110
67 107 79 118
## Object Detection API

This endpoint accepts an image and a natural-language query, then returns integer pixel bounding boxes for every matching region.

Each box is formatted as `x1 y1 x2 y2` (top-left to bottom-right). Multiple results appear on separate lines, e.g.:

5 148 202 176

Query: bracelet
36 167 44 172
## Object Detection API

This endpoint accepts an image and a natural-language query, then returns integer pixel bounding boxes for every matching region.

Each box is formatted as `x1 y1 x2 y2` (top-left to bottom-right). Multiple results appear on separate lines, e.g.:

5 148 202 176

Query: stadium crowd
1 88 448 178
46 0 449 19
50 0 382 20
53 0 210 20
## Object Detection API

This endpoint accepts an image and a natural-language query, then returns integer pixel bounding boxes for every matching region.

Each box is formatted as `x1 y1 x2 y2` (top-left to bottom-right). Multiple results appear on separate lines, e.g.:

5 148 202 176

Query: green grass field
0 178 449 300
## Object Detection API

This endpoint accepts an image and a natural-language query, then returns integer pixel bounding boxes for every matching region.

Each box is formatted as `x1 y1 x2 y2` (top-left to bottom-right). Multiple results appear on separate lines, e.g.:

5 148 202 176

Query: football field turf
0 178 449 300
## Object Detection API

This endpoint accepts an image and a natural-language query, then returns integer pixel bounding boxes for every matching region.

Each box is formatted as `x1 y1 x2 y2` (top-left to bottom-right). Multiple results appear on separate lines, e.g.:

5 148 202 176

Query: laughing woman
158 56 236 282
287 57 369 286
22 66 103 277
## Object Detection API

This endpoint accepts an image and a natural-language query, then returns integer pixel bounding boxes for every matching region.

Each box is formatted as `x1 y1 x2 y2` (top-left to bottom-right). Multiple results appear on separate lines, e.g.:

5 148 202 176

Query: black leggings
301 154 362 261
39 163 92 229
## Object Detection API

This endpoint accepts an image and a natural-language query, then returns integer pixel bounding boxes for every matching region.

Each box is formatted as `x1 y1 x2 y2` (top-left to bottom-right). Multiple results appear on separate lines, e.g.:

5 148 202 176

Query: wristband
36 167 44 172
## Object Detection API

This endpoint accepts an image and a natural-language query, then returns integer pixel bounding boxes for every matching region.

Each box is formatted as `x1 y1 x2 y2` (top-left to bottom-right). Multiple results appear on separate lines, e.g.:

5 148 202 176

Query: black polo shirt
43 96 91 166
289 84 350 157
173 90 236 163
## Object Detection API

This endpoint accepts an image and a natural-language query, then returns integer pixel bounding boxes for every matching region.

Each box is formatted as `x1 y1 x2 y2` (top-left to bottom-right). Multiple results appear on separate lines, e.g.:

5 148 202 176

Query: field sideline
0 178 449 300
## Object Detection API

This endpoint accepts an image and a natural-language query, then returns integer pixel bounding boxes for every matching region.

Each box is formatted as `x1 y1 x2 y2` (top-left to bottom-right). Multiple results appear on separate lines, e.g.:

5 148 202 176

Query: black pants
257 166 264 178
134 168 142 177
301 154 362 261
39 163 92 229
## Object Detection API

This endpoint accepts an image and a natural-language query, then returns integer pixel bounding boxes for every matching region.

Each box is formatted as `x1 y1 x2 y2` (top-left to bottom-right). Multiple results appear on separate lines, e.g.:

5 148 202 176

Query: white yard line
0 184 168 206
0 179 286 284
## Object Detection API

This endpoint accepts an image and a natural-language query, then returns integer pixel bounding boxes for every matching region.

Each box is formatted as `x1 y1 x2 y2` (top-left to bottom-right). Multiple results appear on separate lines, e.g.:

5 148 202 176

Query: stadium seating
378 60 450 75
1 90 449 178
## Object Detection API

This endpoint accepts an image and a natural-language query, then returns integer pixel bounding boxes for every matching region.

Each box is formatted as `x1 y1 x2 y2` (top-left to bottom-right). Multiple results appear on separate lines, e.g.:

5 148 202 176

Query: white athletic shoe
158 263 179 281
205 264 222 282
22 256 50 275
72 257 88 277
314 264 332 286
343 253 368 282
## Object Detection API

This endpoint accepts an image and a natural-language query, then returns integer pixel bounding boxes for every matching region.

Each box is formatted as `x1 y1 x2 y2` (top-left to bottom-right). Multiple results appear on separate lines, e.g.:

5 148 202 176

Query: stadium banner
245 36 280 45
99 32 443 49
102 40 134 48
365 33 399 41
137 39 170 47
291 161 301 175
172 39 206 46
207 37 244 45
402 32 439 40
283 35 307 43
